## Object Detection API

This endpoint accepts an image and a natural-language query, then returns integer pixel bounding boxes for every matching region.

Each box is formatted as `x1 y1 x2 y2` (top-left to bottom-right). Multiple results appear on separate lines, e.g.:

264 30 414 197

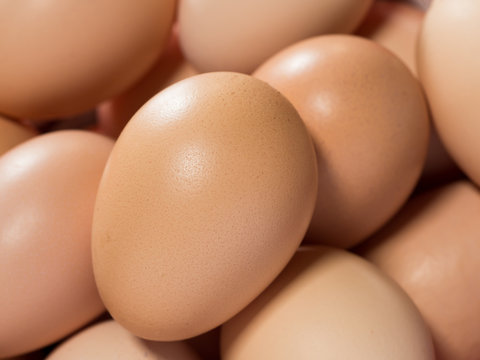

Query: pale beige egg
47 321 200 360
0 131 113 358
358 181 480 360
221 247 435 360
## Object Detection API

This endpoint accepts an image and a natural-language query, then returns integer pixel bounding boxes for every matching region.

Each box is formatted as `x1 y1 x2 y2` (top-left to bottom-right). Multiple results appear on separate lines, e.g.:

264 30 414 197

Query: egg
0 131 113 358
221 247 435 360
356 1 461 188
97 25 199 139
0 0 176 121
254 34 430 248
357 181 480 360
417 0 480 186
46 321 199 360
178 0 373 73
92 72 318 341
0 115 36 156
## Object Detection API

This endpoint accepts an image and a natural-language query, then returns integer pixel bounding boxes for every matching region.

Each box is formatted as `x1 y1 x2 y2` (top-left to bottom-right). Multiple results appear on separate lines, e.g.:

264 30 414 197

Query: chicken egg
92 72 318 341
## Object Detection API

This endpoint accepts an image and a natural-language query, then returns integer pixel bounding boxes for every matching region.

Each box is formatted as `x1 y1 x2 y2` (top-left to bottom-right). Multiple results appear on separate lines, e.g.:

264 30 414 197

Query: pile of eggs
1 0 479 359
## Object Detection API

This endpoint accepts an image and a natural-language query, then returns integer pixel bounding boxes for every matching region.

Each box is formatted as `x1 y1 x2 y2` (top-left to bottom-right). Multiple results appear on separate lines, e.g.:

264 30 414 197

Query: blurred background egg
0 131 113 358
46 321 200 360
417 0 480 187
221 247 434 360
357 181 480 360
254 34 429 248
0 0 176 121
178 0 373 73
92 72 318 341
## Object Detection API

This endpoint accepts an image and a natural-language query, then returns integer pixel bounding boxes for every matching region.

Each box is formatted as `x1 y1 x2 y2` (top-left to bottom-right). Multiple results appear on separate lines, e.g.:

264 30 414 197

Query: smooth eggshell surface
178 0 373 73
92 72 318 341
358 181 480 360
254 35 429 248
0 131 113 358
0 115 36 156
0 0 176 121
356 2 461 188
417 0 480 187
46 321 200 360
221 247 435 360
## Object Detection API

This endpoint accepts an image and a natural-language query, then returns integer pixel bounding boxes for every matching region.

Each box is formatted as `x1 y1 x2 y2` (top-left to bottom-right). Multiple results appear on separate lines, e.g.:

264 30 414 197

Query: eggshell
0 0 176 121
356 2 461 187
357 181 480 360
0 115 36 156
46 321 200 360
97 25 199 139
417 0 480 187
221 247 435 360
254 35 430 248
92 72 318 341
0 131 114 358
178 0 373 73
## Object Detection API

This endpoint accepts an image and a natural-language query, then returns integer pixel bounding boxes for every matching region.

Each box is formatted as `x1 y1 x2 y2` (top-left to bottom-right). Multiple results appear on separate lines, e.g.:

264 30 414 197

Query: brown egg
92 72 318 341
417 0 480 187
0 131 114 358
97 25 199 139
356 1 423 74
0 0 176 121
0 115 36 156
46 321 199 360
355 2 461 188
178 0 373 73
357 181 480 360
221 247 435 360
254 35 430 248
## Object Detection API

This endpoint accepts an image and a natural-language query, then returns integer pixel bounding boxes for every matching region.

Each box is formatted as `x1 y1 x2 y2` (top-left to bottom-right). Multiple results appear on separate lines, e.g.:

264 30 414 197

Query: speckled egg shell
92 72 318 341
254 34 430 248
